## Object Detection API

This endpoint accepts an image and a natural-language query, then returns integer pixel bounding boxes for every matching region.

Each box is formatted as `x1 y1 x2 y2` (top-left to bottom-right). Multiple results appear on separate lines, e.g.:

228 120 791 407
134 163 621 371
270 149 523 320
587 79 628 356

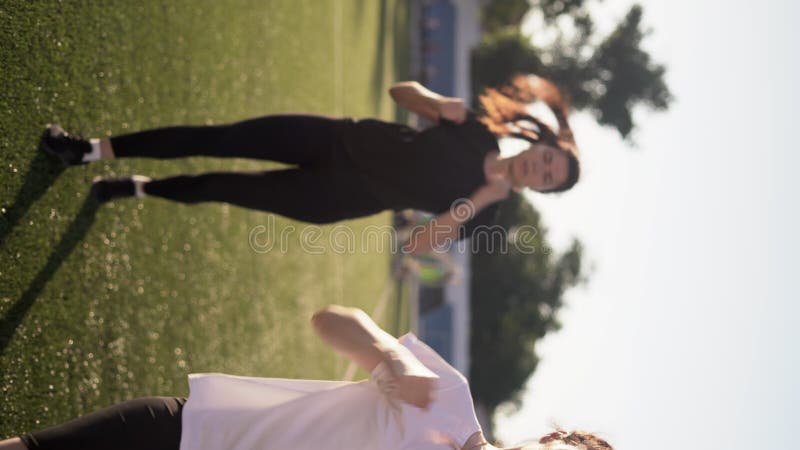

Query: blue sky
494 1 800 449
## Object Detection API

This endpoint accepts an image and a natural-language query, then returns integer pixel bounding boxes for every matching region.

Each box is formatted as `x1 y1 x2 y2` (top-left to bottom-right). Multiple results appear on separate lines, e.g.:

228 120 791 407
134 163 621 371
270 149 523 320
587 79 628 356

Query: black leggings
110 115 384 224
20 397 185 450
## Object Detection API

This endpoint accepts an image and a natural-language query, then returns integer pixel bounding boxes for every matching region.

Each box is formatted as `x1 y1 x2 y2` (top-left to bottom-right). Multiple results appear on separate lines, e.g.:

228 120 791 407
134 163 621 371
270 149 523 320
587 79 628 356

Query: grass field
0 0 409 435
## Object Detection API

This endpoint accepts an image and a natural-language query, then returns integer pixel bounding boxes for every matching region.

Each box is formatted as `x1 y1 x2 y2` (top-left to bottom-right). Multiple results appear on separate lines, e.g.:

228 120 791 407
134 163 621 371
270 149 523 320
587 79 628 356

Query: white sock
82 139 102 162
131 175 151 198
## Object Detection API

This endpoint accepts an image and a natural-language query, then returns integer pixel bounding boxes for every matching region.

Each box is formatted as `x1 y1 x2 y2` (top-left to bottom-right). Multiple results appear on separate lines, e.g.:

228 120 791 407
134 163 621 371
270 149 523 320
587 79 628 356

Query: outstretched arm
311 305 436 408
389 81 467 123
312 305 401 372
403 177 510 254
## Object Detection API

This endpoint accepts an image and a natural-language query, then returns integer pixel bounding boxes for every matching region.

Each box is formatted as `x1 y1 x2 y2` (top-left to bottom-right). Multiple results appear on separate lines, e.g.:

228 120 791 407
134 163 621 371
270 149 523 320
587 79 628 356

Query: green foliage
472 2 672 139
481 0 531 32
471 29 545 100
469 193 585 411
582 5 672 136
533 0 589 22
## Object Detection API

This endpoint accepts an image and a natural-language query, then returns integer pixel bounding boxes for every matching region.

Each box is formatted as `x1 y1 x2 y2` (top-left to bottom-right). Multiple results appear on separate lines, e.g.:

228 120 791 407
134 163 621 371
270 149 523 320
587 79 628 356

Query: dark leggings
20 397 185 450
110 115 384 224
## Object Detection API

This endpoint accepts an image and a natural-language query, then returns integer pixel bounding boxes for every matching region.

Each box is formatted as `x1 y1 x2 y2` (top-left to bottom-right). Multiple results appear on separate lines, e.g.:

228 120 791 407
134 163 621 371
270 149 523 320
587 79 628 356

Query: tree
471 4 672 139
582 5 672 136
533 0 591 22
471 29 545 92
481 0 593 32
481 0 531 33
469 193 586 412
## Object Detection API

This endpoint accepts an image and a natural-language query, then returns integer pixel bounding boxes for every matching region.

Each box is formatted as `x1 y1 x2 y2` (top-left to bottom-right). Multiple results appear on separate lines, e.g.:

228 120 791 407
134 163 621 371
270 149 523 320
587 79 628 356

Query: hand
396 373 436 409
376 346 438 409
438 97 467 124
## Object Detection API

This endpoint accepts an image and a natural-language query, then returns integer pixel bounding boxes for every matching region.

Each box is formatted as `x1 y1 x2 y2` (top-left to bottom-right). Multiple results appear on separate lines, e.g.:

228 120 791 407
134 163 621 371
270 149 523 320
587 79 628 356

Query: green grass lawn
0 0 408 435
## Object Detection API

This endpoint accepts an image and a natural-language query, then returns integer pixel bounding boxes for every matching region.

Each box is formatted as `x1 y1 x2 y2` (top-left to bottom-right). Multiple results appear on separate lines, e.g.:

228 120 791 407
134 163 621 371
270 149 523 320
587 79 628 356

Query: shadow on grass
370 0 389 113
392 0 411 123
354 0 368 23
0 196 99 355
0 153 66 244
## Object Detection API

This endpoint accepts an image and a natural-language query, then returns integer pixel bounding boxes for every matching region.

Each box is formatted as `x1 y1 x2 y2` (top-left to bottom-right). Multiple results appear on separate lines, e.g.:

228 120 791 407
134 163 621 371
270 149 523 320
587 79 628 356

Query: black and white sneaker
39 124 91 165
91 175 150 204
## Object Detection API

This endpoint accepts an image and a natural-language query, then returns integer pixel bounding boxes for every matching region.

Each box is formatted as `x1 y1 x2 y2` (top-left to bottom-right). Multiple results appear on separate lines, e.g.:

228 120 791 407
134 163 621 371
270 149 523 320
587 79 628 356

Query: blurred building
411 0 483 100
403 0 493 437
405 0 489 417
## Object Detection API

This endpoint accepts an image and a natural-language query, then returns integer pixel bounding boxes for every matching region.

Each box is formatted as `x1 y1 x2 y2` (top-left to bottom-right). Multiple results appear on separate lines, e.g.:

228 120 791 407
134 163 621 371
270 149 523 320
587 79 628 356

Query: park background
1 1 798 449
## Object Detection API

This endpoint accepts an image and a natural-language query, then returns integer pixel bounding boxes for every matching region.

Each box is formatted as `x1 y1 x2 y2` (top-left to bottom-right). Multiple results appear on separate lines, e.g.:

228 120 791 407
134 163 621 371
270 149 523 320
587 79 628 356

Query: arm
311 305 401 373
403 178 510 254
389 81 467 124
311 305 436 408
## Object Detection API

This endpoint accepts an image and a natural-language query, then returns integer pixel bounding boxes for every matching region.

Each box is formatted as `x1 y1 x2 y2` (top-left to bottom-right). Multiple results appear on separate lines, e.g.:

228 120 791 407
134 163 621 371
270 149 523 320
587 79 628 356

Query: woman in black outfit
40 75 580 253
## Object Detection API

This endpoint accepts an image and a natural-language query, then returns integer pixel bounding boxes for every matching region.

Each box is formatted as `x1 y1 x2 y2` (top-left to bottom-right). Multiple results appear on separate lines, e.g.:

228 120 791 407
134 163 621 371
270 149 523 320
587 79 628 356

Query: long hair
537 429 614 450
425 429 613 450
478 74 580 193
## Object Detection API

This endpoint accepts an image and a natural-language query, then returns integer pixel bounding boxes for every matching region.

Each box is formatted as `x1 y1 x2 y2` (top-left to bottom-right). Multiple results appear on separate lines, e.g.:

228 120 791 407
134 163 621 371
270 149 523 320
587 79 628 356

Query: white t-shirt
179 334 481 450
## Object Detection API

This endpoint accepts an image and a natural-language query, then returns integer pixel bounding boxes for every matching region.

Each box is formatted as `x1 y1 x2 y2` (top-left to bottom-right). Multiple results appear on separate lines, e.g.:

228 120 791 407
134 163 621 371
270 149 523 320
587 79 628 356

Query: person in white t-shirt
0 305 613 450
